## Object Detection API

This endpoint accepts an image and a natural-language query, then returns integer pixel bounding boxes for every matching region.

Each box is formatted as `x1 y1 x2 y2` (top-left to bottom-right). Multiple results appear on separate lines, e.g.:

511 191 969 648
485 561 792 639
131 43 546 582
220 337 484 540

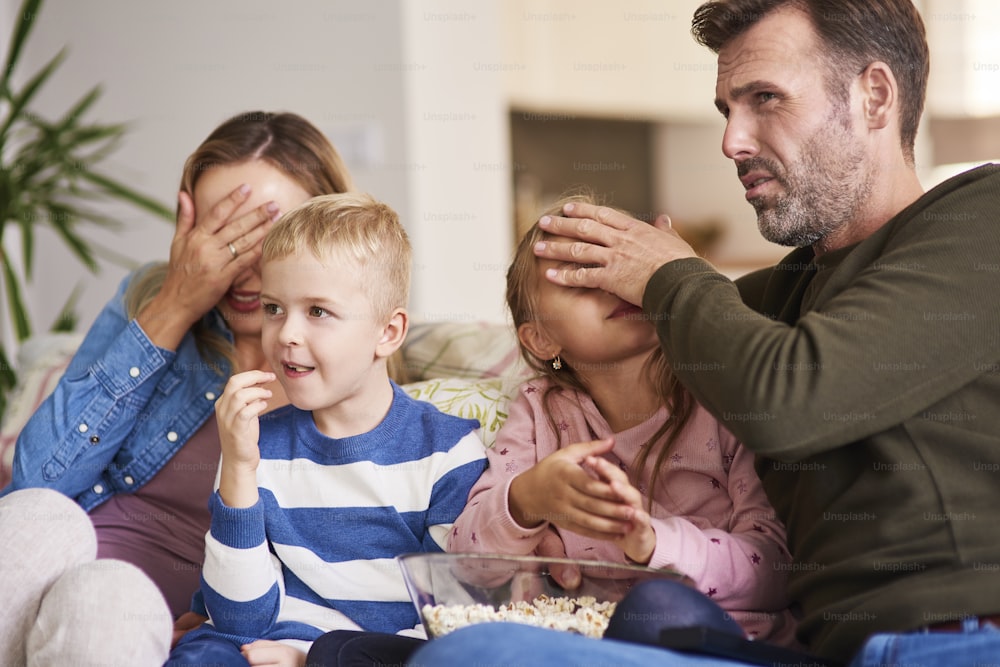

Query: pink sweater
449 378 798 643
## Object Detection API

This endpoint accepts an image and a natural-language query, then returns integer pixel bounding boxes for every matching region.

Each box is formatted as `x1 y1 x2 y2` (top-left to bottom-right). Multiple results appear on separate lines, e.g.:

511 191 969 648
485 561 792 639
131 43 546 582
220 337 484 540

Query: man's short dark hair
691 0 929 164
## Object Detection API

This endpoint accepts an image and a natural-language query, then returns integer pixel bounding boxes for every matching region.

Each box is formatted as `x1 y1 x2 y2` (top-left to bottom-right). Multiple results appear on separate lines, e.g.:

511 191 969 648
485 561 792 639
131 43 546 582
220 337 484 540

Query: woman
2 112 354 634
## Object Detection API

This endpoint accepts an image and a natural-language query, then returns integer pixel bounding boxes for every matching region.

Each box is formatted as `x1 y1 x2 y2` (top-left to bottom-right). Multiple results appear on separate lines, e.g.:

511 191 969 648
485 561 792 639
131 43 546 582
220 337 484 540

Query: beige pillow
402 321 528 382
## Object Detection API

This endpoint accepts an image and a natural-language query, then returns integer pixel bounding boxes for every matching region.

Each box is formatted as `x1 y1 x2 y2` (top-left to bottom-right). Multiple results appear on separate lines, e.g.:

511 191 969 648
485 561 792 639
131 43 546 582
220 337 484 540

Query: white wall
3 0 511 359
400 1 512 323
501 0 721 121
925 0 1000 117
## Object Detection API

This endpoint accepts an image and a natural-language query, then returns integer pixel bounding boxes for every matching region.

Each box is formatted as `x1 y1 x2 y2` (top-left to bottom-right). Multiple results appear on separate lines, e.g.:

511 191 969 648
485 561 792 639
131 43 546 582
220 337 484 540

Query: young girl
448 194 798 644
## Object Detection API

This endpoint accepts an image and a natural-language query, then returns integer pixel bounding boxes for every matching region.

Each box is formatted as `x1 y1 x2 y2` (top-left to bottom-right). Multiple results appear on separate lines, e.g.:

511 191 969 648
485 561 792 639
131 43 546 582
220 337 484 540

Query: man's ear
375 308 408 359
859 61 896 131
517 322 560 363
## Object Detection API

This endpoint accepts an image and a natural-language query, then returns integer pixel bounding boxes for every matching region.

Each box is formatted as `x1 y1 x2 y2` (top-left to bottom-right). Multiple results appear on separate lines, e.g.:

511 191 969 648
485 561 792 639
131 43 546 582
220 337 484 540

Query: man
412 1 1000 665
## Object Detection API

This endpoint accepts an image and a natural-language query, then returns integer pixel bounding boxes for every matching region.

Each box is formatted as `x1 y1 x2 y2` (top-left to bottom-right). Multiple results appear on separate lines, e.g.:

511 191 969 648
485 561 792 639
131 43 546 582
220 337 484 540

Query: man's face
713 7 872 249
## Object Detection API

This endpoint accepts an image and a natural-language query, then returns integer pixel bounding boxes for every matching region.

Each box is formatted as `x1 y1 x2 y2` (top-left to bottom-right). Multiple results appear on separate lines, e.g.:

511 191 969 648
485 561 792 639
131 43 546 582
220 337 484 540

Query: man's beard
742 110 872 248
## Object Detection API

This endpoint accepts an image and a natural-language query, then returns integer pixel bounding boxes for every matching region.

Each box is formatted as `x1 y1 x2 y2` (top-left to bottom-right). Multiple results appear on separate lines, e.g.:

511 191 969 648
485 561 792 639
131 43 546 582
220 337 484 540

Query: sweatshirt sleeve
5 272 174 498
642 177 1000 461
200 491 281 637
424 431 488 551
646 431 791 611
448 390 549 554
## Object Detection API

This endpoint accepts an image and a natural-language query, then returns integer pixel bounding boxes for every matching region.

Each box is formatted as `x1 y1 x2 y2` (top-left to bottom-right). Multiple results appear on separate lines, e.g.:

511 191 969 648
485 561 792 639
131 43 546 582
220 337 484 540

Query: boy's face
260 248 389 431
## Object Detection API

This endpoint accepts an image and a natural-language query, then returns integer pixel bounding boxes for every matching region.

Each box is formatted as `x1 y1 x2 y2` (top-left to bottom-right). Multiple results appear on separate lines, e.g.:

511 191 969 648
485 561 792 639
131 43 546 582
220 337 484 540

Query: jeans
848 618 1000 667
166 629 249 667
305 630 424 666
409 619 1000 667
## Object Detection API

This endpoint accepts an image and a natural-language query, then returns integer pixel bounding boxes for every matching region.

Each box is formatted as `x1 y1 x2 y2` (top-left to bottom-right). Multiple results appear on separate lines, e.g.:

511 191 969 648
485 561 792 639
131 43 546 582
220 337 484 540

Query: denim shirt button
78 423 88 433
93 484 104 494
205 392 216 401
167 431 179 442
123 475 135 485
129 366 140 378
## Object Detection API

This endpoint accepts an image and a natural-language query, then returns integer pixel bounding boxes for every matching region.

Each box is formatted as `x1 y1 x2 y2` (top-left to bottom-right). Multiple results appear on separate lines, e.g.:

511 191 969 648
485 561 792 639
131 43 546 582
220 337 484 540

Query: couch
0 321 529 489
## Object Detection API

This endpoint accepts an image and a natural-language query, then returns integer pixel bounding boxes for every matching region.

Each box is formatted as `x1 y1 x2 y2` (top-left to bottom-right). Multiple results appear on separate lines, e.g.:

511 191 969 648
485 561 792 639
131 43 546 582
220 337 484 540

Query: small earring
551 356 562 371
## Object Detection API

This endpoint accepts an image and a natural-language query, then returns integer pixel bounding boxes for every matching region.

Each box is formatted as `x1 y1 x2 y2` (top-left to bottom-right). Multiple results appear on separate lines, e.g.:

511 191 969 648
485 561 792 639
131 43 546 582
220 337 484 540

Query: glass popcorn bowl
397 552 692 639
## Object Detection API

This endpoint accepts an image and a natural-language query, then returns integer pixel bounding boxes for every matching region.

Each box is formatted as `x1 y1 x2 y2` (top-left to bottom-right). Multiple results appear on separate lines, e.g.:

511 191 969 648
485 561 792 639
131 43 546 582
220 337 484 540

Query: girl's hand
241 640 306 667
215 370 274 508
535 528 581 589
509 438 634 541
137 184 280 350
584 455 656 565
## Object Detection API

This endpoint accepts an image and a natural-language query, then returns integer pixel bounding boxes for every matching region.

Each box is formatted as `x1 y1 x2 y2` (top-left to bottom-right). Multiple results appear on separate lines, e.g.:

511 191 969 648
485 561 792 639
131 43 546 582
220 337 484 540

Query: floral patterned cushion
402 376 518 449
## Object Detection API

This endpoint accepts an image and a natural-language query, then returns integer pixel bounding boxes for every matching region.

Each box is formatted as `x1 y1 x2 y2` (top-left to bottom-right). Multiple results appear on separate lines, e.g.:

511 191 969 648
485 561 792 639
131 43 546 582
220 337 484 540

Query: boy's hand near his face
215 370 275 508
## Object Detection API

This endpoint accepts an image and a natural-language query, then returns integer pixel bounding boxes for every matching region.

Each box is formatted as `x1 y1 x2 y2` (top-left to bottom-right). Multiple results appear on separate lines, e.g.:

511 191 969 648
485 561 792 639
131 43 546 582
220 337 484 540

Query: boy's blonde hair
263 192 411 323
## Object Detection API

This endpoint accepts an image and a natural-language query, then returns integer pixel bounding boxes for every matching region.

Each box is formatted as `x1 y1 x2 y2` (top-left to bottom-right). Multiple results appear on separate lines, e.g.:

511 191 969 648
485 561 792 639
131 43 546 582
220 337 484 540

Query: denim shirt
1 268 232 511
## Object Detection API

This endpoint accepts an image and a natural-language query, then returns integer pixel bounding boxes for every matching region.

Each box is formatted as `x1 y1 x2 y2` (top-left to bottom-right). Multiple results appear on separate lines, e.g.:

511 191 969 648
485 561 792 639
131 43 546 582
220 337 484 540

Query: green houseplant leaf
0 344 16 430
0 0 44 98
0 0 173 426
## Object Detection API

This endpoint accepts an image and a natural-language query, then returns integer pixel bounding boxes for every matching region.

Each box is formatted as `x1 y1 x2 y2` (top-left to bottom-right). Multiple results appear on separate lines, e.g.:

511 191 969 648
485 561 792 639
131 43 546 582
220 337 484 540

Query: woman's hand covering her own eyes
135 184 280 351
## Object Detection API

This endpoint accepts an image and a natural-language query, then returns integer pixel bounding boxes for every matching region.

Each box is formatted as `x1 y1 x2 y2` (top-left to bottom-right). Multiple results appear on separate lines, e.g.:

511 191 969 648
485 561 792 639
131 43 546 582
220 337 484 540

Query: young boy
167 193 487 666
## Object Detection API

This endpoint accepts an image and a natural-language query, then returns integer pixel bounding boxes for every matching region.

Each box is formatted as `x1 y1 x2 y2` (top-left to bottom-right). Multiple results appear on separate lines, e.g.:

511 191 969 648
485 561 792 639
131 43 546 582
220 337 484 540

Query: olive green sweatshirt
643 164 1000 661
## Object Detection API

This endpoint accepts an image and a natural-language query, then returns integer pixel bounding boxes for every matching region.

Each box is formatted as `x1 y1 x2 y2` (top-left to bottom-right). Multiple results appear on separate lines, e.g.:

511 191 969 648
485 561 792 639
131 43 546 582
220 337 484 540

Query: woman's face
193 160 313 338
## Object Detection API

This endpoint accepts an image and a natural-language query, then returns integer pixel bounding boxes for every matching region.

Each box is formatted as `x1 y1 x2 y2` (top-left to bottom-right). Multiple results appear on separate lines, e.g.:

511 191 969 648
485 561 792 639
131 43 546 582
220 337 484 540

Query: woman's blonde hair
505 191 693 505
124 111 353 374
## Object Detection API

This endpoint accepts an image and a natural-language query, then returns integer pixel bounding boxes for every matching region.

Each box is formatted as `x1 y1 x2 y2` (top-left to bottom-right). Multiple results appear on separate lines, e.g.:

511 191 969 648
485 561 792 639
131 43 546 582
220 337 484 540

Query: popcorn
422 594 617 638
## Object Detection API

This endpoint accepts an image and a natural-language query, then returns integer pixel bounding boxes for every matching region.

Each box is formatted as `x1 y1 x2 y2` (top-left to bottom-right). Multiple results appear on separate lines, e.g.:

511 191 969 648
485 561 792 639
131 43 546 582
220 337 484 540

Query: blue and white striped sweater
200 383 486 644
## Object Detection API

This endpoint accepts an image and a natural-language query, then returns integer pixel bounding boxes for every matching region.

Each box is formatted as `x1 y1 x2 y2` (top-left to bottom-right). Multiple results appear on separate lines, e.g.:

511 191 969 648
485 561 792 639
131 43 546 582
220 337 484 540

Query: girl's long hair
505 191 693 506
